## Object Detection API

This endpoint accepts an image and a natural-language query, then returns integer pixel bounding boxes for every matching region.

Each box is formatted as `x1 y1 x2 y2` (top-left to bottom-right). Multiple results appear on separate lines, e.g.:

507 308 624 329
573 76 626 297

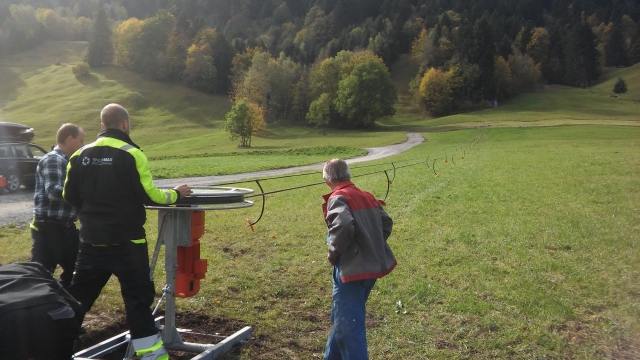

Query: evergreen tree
564 21 600 88
604 23 629 67
629 28 640 65
84 8 113 67
613 77 627 96
469 17 497 100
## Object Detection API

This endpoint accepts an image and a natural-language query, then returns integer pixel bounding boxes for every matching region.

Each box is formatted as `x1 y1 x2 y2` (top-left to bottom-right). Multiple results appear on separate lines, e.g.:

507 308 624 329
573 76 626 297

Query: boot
131 333 168 360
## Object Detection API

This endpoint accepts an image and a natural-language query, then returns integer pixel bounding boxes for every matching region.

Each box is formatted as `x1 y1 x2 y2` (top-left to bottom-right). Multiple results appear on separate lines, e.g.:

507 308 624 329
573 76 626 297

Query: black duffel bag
0 262 82 360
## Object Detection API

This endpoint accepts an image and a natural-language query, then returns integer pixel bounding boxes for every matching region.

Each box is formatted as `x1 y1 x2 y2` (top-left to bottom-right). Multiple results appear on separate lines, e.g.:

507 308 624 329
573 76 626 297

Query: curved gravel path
0 133 424 226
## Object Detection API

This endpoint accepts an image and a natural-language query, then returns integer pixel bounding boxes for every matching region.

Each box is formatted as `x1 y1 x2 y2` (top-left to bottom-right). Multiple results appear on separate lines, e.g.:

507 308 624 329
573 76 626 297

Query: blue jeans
324 266 377 360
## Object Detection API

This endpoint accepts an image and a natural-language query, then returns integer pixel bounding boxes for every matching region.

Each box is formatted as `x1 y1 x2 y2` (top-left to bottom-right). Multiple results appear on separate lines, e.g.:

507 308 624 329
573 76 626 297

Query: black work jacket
63 129 179 244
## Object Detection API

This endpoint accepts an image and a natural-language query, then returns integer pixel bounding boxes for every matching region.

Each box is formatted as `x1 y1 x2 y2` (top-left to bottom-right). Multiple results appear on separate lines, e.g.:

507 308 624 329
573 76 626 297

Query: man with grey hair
321 158 396 360
64 103 191 360
31 123 85 288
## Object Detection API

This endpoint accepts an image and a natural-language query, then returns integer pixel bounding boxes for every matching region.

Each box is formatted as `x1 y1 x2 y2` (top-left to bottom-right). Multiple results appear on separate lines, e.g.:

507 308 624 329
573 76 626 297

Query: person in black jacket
64 103 191 360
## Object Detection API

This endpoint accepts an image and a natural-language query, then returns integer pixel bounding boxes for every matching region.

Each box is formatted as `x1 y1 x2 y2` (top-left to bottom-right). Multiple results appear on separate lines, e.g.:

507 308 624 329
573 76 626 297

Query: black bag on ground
0 262 82 360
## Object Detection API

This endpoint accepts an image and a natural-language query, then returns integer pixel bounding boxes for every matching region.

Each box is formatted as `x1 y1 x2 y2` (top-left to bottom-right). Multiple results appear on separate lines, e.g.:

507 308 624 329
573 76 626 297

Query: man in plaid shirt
30 123 85 288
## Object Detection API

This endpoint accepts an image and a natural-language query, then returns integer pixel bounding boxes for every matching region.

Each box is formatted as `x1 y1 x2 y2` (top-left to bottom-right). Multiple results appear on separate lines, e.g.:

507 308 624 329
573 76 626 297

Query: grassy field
591 62 640 101
1 42 640 359
1 125 638 359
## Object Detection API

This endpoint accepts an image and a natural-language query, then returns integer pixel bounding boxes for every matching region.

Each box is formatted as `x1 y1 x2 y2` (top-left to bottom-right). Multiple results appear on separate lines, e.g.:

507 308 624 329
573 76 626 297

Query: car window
29 145 46 159
0 145 11 157
12 144 31 158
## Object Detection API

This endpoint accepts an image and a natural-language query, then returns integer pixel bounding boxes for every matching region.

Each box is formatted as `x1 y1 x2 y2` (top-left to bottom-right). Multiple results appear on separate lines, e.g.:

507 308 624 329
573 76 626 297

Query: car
0 122 48 193
0 141 48 192
0 142 49 192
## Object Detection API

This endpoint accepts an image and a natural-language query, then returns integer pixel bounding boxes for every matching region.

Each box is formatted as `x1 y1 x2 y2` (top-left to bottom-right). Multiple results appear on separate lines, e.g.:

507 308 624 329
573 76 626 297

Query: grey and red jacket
63 129 181 245
322 181 396 283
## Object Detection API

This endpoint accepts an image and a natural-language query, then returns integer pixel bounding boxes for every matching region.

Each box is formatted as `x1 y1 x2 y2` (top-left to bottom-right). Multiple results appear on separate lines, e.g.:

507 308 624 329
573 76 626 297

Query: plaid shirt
33 147 79 222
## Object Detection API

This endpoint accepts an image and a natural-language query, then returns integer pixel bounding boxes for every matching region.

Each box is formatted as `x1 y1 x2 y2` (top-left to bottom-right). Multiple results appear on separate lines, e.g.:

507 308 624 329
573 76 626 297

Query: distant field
1 42 639 178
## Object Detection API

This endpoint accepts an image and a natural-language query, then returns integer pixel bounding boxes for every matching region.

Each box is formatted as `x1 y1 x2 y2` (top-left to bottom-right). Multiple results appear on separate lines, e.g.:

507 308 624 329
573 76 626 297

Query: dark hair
56 123 82 145
323 158 351 182
100 103 129 129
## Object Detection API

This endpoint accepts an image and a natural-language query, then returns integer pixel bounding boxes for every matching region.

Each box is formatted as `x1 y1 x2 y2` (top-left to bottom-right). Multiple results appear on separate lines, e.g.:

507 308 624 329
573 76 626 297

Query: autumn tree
112 17 143 67
225 98 265 147
418 67 452 116
508 51 542 94
84 8 112 67
128 10 175 78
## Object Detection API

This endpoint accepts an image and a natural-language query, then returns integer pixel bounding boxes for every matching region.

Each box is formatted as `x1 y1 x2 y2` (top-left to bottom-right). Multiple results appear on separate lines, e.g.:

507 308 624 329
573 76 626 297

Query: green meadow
1 42 639 359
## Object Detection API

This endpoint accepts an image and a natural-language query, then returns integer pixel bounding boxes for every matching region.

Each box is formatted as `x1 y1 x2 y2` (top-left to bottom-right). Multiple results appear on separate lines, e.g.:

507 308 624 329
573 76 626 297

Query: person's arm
40 156 66 202
325 195 354 265
63 153 82 209
129 149 190 205
379 204 393 241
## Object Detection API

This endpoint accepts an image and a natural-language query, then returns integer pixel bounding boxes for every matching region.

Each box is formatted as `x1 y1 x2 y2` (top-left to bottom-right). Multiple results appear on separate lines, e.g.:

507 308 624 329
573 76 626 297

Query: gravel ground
0 133 424 226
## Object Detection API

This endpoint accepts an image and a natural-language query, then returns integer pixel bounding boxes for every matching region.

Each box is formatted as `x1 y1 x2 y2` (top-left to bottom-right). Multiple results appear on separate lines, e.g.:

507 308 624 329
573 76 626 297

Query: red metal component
0 175 5 188
175 211 207 298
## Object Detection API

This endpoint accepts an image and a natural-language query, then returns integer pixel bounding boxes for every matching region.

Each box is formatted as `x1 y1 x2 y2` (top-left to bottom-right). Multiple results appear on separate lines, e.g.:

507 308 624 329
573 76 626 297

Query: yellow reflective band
131 239 146 244
157 354 169 360
30 219 39 231
135 340 164 355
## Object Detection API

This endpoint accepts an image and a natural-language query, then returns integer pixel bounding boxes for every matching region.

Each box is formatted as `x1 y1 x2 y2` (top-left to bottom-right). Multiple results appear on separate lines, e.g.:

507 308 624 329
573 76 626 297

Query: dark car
0 142 48 192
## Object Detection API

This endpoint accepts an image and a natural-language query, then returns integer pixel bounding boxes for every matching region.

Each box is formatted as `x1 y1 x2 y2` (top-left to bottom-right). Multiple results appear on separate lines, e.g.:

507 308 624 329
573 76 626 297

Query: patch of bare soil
74 311 267 359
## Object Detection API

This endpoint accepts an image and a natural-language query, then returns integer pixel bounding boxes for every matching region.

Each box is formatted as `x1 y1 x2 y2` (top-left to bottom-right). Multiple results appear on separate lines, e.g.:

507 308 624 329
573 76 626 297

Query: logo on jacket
91 157 113 166
81 157 90 165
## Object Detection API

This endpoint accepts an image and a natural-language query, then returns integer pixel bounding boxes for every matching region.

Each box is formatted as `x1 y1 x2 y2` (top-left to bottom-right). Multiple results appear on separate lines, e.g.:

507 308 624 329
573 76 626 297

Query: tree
183 44 217 92
469 17 497 100
604 23 629 67
128 10 175 77
418 67 452 116
334 56 397 128
629 27 640 65
84 8 112 67
508 51 542 95
564 21 600 88
225 99 265 147
613 77 627 96
494 56 512 101
112 17 143 67
307 92 331 133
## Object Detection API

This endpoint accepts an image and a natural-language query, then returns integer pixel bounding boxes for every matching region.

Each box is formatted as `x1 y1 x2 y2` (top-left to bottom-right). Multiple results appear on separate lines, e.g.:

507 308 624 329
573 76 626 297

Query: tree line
2 0 640 131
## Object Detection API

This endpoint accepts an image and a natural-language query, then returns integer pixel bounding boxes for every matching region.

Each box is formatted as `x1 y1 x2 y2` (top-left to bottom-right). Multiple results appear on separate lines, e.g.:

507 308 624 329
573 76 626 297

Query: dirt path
0 133 424 226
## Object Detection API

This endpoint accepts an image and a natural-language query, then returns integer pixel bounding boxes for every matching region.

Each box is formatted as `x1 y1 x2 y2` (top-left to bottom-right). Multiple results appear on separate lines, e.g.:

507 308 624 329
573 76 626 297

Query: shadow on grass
94 66 225 128
0 66 27 106
75 73 101 87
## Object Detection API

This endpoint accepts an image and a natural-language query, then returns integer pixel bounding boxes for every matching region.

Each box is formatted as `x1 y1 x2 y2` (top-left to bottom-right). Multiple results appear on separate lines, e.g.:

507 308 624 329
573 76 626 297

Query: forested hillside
1 0 638 126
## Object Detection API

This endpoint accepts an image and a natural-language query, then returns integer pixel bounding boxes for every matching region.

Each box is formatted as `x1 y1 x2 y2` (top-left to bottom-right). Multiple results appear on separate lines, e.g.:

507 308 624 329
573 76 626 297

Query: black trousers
30 221 80 288
67 241 157 339
0 300 80 360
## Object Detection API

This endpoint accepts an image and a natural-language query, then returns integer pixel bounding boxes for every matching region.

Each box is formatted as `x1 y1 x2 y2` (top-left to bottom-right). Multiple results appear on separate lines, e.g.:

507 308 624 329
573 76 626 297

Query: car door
12 143 40 186
0 144 17 175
